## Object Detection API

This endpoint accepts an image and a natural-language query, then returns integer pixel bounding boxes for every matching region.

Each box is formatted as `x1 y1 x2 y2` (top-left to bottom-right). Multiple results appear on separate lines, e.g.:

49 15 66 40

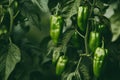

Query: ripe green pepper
52 49 60 64
77 6 89 32
56 56 68 75
88 31 101 52
93 47 108 77
50 15 63 45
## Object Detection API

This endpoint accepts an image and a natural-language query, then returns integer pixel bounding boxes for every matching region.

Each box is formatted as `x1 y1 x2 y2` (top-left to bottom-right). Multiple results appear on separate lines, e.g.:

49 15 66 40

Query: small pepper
56 56 68 75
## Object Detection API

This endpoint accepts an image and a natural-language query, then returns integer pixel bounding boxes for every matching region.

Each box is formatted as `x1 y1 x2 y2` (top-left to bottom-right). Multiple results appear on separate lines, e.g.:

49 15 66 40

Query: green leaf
66 71 81 80
31 0 49 13
62 29 74 46
96 0 109 15
61 0 81 18
0 43 21 80
79 64 90 80
67 72 75 80
20 0 50 31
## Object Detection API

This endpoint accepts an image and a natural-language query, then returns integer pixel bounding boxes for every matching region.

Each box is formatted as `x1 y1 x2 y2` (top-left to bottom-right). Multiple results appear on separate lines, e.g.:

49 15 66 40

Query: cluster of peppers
90 30 108 78
50 5 109 77
50 15 68 75
77 5 109 78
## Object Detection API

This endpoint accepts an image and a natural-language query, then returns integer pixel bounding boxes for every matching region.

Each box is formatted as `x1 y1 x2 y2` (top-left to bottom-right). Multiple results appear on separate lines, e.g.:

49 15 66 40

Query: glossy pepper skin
56 56 68 75
88 31 101 52
77 6 89 31
93 47 108 77
50 15 63 45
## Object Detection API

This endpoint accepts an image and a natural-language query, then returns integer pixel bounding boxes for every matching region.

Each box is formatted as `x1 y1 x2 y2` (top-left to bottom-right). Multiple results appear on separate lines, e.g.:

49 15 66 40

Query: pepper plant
0 0 119 80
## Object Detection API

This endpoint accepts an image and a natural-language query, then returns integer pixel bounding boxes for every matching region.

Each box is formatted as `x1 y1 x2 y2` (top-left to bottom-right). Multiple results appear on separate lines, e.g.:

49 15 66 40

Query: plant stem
74 57 82 80
75 57 82 71
84 23 89 54
79 54 91 57
13 10 20 19
9 37 12 44
84 0 96 55
8 8 13 35
75 29 85 38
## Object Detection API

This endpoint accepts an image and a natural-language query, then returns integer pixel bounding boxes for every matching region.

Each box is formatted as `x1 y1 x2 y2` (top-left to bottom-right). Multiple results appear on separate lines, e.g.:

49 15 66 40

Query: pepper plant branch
79 53 93 62
0 14 4 24
74 57 82 80
84 0 96 55
9 37 13 44
84 23 89 54
79 53 91 57
75 57 82 71
75 29 85 38
73 0 97 78
13 10 20 19
8 8 14 36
